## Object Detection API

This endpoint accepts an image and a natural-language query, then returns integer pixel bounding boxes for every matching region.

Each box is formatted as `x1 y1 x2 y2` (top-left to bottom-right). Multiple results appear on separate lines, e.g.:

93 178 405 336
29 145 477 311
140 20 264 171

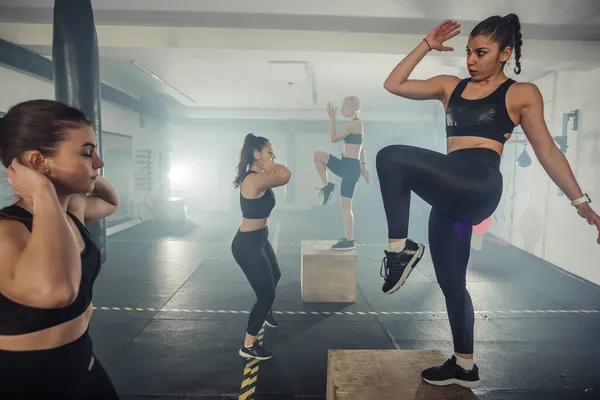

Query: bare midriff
342 143 362 159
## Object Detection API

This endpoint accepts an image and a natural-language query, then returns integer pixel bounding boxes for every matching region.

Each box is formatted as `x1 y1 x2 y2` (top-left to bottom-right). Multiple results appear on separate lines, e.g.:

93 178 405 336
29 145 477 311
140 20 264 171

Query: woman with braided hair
376 14 600 388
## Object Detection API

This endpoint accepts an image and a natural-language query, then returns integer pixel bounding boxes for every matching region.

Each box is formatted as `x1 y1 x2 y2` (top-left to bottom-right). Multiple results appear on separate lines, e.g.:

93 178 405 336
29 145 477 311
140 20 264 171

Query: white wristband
571 193 590 206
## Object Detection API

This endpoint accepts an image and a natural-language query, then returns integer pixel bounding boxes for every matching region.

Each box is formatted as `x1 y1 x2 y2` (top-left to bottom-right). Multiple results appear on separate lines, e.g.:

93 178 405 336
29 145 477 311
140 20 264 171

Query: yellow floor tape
93 306 600 315
238 326 266 400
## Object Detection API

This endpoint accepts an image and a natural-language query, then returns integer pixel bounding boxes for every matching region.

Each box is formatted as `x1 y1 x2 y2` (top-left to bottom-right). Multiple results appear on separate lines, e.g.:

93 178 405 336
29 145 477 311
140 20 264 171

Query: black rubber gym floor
92 209 600 400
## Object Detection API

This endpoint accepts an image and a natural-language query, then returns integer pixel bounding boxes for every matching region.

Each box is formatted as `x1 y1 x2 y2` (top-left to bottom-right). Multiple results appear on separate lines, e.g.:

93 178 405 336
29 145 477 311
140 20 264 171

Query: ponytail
233 133 268 188
503 14 522 74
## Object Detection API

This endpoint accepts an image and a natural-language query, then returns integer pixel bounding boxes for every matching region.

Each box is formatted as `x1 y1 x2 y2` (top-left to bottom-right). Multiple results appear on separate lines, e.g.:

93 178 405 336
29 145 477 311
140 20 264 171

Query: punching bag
53 0 106 263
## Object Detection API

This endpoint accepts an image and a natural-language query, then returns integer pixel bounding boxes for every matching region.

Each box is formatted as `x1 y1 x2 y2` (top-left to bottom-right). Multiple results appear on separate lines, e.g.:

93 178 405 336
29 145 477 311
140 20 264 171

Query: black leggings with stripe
376 145 503 354
232 226 281 336
0 330 119 399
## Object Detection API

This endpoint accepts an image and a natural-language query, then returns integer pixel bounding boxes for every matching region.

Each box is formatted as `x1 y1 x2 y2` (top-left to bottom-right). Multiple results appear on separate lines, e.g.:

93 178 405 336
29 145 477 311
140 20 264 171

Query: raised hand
325 102 337 119
424 20 461 52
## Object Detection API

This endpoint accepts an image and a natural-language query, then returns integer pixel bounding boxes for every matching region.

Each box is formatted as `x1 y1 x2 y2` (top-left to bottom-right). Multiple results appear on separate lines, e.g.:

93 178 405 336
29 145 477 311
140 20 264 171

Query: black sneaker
318 182 336 205
265 310 278 328
421 355 481 389
239 341 273 361
380 239 425 294
331 238 355 251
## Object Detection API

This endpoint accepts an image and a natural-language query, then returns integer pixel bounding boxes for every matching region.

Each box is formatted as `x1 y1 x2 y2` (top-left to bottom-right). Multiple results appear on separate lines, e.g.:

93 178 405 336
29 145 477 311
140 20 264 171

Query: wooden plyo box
326 350 478 400
301 240 357 303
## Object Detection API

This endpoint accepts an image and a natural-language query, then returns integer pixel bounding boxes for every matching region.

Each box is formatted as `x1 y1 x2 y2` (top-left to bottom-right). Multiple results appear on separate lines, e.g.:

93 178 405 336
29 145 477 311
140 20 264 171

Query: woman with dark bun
376 15 600 388
0 100 120 398
232 133 291 361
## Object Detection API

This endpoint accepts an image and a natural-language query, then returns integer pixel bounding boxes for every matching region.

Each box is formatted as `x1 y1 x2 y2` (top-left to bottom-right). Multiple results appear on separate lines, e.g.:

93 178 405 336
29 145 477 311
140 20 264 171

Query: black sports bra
0 205 101 336
344 133 363 145
240 171 276 219
445 78 517 145
344 118 363 145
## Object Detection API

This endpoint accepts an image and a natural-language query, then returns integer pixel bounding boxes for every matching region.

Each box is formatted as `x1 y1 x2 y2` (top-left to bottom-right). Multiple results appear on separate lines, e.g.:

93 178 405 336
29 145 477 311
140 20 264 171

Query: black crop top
344 133 363 145
445 78 517 145
344 118 363 145
0 205 101 336
240 171 276 219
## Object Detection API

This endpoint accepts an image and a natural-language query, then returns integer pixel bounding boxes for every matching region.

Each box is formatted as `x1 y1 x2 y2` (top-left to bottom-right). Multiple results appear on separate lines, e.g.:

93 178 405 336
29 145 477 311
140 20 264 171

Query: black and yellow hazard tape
107 238 386 247
238 325 266 400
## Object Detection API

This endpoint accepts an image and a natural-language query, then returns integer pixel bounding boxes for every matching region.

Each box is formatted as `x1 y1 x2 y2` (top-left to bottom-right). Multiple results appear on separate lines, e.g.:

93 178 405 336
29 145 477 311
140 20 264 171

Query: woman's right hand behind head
6 158 55 201
425 20 461 51
255 156 275 173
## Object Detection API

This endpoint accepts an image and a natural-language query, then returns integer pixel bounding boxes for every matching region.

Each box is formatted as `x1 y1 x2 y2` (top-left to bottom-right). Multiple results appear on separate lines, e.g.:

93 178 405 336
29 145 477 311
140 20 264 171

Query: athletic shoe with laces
421 355 481 389
265 310 278 328
317 182 336 205
380 239 425 294
331 237 355 250
239 341 273 361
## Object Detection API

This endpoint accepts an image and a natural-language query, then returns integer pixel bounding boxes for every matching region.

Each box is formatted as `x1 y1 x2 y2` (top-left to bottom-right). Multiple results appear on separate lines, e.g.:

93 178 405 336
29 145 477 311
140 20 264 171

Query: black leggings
232 226 281 336
0 330 119 399
376 145 503 354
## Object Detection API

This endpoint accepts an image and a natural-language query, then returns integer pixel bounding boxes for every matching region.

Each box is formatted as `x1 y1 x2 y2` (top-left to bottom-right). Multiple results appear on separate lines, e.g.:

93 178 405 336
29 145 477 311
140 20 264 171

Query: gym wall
491 66 600 285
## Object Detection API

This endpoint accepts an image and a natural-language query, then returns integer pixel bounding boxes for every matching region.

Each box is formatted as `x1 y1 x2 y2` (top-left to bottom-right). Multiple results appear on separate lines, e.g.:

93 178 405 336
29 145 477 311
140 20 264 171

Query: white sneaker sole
331 246 355 251
384 244 425 294
238 349 272 361
264 320 278 328
423 377 481 389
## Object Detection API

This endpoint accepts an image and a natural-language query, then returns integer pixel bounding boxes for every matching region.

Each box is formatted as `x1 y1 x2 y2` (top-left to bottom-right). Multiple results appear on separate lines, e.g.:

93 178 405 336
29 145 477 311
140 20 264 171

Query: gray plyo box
301 240 357 303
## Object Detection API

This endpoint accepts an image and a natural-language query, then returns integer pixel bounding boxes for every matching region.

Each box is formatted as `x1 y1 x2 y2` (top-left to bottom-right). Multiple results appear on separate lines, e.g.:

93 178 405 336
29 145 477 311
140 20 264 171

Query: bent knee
273 271 281 283
313 151 328 163
257 289 276 305
376 144 413 169
376 145 399 168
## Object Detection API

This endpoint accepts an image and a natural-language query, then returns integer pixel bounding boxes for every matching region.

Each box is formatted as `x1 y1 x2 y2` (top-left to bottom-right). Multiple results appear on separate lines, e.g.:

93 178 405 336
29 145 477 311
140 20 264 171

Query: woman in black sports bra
377 14 600 388
232 133 291 361
312 95 371 250
0 100 120 398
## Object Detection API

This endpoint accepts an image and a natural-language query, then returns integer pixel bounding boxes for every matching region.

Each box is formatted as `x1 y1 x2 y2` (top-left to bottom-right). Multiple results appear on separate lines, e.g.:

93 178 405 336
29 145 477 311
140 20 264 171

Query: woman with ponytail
377 14 600 388
232 133 291 361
